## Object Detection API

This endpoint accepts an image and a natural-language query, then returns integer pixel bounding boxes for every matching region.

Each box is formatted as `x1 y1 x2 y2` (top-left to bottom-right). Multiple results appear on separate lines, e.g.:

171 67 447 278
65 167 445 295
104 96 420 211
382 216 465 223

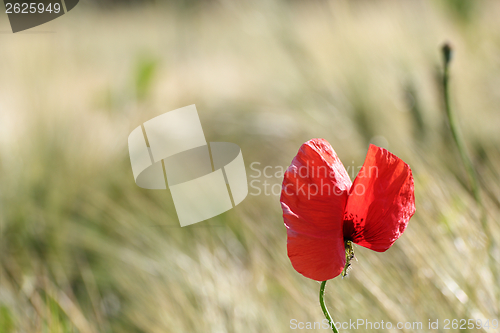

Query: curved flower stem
319 280 339 333
442 43 481 205
441 43 499 313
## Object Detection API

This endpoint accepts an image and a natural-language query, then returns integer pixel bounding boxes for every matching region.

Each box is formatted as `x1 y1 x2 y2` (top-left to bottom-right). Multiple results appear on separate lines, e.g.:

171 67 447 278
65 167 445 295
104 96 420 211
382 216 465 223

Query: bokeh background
1 0 500 332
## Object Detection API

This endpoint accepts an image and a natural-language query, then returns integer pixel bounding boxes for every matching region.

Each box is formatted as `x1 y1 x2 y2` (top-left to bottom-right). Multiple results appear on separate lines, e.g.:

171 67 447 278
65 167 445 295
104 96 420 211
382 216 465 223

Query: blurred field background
1 0 500 332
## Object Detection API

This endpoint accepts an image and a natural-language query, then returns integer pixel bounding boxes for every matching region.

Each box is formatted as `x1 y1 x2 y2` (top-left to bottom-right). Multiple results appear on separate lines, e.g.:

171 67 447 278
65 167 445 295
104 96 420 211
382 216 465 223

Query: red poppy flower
281 139 415 281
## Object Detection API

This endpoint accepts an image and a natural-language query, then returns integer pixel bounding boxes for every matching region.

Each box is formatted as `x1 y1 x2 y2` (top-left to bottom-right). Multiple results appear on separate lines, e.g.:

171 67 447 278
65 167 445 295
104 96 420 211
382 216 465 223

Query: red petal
281 139 352 280
344 144 415 252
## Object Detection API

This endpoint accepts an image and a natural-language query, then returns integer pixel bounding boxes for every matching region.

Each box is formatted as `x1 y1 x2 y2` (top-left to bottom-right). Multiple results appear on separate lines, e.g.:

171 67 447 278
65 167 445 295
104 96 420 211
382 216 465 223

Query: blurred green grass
1 0 500 332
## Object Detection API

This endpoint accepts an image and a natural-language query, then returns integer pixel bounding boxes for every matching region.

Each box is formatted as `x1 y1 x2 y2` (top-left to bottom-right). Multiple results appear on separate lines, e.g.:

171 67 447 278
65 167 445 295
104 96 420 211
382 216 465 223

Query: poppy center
343 213 356 241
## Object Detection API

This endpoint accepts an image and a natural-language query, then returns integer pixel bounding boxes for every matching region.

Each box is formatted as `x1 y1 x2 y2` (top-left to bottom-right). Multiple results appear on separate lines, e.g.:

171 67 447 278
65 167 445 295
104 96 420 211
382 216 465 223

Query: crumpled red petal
343 144 415 252
281 139 352 281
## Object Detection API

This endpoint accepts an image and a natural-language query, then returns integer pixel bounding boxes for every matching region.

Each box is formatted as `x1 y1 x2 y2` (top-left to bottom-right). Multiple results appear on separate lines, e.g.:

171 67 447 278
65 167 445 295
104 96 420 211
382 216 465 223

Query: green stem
442 45 481 205
319 280 339 333
441 43 499 314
